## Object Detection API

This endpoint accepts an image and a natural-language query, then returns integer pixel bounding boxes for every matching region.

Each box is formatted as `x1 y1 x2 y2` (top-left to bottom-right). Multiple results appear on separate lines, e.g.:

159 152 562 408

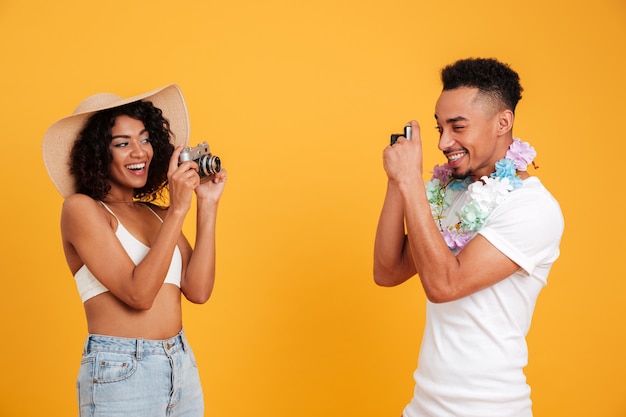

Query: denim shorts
77 329 204 417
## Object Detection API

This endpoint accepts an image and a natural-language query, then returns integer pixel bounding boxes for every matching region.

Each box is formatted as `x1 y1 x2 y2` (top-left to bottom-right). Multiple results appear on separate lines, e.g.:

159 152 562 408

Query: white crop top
74 202 182 303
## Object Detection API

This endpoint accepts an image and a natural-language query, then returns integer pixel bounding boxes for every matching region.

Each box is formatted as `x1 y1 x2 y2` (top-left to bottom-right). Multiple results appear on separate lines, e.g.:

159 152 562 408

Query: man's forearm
373 181 416 286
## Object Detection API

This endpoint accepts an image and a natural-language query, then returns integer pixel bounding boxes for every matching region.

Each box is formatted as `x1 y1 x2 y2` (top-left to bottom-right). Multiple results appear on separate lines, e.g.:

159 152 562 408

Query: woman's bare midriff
83 284 183 340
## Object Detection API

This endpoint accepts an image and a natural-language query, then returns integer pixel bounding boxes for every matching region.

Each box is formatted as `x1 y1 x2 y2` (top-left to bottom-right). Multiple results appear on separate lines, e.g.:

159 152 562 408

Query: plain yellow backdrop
1 0 625 416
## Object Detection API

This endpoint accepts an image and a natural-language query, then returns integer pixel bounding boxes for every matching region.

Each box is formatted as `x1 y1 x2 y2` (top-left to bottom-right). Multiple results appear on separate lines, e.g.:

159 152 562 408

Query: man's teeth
126 163 146 170
448 153 465 161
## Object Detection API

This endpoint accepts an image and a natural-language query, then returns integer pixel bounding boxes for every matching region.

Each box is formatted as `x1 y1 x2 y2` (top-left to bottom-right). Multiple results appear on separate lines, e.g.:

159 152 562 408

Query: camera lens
198 155 221 177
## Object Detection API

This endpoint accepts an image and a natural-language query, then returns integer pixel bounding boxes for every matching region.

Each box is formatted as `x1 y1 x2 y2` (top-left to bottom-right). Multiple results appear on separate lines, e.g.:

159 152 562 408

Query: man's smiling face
434 87 504 181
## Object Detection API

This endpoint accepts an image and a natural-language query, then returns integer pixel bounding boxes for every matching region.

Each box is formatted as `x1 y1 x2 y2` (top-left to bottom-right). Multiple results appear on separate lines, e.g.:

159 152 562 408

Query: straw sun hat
42 84 189 198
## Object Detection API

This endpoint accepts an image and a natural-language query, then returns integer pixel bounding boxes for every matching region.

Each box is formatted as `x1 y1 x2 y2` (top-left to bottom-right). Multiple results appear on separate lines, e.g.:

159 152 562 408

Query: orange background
0 1 625 416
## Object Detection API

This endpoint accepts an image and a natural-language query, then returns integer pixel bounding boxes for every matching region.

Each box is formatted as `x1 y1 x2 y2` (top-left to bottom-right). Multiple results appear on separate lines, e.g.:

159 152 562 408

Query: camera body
179 142 221 180
390 125 412 145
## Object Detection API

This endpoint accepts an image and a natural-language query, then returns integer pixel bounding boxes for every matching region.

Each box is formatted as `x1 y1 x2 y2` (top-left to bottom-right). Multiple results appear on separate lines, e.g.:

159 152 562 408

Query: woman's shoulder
62 194 107 222
63 193 99 210
61 194 113 239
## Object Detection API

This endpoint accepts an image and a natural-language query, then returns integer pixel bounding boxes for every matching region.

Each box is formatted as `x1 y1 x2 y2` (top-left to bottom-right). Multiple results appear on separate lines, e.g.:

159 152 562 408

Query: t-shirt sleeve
478 182 564 276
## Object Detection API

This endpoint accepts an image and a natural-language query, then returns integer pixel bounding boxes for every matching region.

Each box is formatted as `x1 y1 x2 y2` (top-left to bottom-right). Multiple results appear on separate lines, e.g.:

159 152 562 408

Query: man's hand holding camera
384 120 424 187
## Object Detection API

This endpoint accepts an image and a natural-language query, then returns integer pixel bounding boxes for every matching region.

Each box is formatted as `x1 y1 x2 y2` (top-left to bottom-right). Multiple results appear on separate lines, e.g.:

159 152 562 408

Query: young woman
42 84 226 417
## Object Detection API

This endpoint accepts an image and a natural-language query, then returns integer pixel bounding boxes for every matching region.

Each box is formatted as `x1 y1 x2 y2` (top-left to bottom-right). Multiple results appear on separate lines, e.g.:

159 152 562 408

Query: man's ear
497 109 514 135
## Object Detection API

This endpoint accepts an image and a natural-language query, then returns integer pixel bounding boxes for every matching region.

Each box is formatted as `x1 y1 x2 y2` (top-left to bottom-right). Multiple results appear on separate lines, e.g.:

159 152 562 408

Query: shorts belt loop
136 338 144 360
180 329 189 353
83 335 92 355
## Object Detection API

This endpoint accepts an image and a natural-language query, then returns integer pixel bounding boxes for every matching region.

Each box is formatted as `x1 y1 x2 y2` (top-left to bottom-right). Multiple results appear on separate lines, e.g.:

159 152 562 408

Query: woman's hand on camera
195 169 227 203
168 145 200 214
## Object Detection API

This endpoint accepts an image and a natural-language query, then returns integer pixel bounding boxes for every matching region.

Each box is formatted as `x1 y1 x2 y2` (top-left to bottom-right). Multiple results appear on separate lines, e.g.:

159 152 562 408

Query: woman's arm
62 146 199 310
180 169 227 304
62 194 187 310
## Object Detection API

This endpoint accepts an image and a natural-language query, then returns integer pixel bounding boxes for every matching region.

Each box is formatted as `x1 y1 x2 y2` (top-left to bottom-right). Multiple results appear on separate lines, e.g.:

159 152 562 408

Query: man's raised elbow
373 266 408 287
373 271 391 287
373 264 389 286
423 285 461 304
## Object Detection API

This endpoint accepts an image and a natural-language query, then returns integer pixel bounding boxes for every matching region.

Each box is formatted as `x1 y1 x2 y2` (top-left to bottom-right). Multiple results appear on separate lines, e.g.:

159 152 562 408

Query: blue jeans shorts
77 329 204 417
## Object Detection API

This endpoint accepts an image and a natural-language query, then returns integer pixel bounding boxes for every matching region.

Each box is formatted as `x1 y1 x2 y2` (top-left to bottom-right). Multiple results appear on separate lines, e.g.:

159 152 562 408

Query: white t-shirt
404 177 564 417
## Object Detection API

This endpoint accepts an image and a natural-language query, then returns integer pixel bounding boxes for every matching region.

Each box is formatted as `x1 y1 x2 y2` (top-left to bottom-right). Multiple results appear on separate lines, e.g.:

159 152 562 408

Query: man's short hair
441 58 523 113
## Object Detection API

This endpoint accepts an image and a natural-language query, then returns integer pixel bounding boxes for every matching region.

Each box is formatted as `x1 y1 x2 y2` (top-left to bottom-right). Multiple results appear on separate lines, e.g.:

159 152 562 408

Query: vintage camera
179 142 221 180
390 125 412 145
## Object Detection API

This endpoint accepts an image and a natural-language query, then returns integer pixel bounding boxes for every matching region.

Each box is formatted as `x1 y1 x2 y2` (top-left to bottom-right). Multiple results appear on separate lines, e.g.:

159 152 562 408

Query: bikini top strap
98 201 163 223
141 203 164 223
98 201 119 222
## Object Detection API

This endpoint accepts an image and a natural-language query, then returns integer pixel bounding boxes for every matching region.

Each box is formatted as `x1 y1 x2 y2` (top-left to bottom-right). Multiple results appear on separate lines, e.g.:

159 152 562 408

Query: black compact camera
179 142 221 180
390 125 412 145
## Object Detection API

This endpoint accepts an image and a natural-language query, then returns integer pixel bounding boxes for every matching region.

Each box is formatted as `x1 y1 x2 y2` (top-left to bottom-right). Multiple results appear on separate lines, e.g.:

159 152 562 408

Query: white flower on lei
469 175 514 207
460 176 514 231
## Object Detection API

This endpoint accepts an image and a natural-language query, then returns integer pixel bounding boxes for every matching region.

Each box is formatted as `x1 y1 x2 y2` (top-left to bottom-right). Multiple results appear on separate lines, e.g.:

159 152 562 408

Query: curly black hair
441 58 523 113
69 100 174 202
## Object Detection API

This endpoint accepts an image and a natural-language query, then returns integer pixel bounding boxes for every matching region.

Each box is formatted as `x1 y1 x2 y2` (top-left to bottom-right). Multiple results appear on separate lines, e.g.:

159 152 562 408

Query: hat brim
42 84 189 198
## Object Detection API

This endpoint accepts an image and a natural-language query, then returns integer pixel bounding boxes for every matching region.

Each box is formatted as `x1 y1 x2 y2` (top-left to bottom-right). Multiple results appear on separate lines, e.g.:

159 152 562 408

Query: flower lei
425 139 537 250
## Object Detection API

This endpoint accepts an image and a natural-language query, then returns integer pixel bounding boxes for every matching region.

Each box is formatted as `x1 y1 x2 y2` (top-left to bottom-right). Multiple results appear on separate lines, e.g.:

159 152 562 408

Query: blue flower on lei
492 158 523 189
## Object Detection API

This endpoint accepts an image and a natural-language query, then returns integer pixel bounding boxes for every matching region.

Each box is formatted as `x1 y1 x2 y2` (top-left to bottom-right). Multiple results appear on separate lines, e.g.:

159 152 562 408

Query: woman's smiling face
107 115 154 193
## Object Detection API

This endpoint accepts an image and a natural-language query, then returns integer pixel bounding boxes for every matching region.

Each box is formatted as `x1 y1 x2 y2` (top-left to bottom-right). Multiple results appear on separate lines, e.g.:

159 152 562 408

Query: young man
374 58 564 417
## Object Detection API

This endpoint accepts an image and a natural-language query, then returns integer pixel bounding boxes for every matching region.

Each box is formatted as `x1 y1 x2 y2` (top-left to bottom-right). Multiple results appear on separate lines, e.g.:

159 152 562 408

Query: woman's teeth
126 163 145 170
